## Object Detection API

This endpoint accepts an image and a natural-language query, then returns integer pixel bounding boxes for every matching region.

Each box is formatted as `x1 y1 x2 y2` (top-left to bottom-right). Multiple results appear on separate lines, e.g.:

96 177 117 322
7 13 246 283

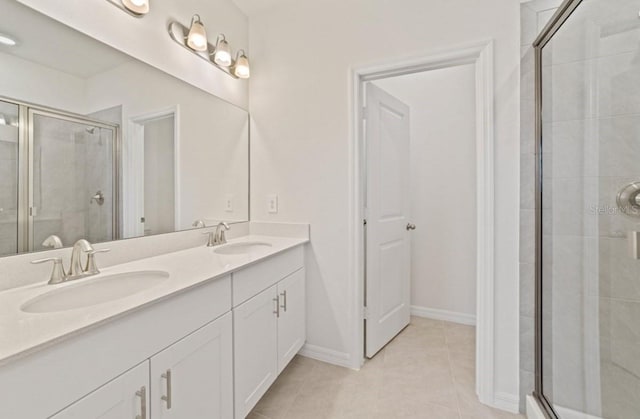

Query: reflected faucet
192 220 206 228
42 235 63 249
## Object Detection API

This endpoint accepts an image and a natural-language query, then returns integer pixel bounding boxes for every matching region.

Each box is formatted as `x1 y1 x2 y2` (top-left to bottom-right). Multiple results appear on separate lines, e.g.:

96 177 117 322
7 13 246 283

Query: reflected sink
22 271 170 313
213 242 273 255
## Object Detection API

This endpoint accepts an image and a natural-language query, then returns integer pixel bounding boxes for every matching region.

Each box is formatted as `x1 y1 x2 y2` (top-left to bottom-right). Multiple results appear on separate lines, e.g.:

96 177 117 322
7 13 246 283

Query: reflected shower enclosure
534 0 640 418
0 99 118 256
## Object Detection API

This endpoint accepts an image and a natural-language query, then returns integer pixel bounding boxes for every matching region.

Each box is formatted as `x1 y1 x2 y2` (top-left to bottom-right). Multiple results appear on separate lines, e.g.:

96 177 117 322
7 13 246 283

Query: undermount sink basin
22 270 170 313
213 241 273 255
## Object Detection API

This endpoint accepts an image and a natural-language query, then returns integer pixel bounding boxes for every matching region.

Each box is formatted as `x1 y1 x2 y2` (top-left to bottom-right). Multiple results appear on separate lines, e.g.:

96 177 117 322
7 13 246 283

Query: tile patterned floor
248 317 525 419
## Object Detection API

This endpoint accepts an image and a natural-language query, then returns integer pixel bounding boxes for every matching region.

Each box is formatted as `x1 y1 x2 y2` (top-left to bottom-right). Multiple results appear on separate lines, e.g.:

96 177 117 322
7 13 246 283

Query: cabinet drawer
232 246 303 306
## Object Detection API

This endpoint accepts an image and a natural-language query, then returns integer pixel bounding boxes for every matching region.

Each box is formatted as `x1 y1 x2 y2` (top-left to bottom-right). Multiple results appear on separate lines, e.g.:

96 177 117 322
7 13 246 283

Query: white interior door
365 83 412 358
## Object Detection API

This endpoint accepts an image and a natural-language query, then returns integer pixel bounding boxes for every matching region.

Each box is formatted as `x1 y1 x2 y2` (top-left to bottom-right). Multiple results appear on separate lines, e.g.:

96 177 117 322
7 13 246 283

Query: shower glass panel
30 111 116 251
0 101 19 256
539 0 640 417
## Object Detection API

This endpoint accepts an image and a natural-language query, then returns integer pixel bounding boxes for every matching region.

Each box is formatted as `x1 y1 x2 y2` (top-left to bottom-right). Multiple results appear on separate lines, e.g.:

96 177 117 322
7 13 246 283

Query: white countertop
0 234 308 366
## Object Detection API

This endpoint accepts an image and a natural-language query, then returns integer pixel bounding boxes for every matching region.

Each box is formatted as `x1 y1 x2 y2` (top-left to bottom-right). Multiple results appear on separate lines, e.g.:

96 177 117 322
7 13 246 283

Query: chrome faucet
214 222 230 245
31 239 111 285
68 239 94 277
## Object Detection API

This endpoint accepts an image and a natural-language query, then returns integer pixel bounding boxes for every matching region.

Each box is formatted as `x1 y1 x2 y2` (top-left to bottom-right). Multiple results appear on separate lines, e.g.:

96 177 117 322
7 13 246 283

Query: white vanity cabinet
50 361 150 419
232 247 306 419
150 312 233 419
49 313 233 419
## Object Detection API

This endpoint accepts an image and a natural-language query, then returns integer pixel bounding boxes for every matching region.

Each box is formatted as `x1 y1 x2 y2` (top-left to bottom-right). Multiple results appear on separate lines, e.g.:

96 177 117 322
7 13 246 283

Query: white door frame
349 39 495 405
127 106 181 234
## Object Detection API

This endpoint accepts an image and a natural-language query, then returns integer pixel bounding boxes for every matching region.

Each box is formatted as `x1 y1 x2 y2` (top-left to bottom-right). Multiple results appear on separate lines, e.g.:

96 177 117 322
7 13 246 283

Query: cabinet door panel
277 268 306 373
150 312 233 419
49 362 148 419
233 285 278 419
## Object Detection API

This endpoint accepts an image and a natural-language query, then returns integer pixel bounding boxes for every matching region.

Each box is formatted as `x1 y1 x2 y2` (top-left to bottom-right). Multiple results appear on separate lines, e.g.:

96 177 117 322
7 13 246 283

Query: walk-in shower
0 98 118 256
533 0 640 417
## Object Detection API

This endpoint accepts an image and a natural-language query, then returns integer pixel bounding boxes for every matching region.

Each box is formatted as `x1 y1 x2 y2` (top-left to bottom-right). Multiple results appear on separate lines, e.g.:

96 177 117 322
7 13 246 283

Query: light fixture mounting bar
105 0 146 18
168 21 239 79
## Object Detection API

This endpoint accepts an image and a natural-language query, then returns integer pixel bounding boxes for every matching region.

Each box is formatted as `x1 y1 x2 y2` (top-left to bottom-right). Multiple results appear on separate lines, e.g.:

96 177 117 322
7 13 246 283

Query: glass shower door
0 101 20 256
538 0 640 417
30 110 117 251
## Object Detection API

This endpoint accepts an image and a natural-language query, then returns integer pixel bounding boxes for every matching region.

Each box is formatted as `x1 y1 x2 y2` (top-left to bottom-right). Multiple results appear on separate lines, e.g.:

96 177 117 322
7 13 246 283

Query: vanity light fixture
168 18 251 79
121 0 149 15
186 15 208 52
233 50 250 79
0 33 17 46
106 0 149 17
212 35 232 67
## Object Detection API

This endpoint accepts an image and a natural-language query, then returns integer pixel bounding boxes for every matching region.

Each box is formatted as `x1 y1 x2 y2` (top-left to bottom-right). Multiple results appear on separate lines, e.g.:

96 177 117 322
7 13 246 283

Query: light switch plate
225 194 234 212
267 194 278 214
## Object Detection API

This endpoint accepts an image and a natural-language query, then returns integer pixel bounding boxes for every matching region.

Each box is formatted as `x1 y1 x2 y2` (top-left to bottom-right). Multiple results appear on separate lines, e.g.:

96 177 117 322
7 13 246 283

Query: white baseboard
527 395 546 419
298 343 354 369
555 405 602 419
411 305 476 326
493 392 520 414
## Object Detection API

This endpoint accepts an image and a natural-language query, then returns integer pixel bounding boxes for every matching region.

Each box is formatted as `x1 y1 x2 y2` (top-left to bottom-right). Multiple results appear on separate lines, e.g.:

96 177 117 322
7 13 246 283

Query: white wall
248 0 521 405
0 52 87 113
16 0 250 109
85 59 250 230
374 64 477 320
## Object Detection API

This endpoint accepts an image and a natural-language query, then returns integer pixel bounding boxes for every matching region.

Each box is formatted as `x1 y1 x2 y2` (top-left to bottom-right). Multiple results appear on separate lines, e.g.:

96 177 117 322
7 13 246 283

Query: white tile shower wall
0 124 18 256
522 1 640 417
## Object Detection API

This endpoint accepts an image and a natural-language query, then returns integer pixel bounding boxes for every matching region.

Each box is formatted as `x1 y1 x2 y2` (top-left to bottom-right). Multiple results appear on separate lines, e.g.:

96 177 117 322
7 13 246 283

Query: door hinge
362 306 369 319
363 219 367 226
362 107 368 120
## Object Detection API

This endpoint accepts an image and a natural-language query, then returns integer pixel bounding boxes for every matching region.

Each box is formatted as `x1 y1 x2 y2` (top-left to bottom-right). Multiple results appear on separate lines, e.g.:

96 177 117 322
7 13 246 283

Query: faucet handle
31 257 67 284
85 249 110 275
202 231 215 247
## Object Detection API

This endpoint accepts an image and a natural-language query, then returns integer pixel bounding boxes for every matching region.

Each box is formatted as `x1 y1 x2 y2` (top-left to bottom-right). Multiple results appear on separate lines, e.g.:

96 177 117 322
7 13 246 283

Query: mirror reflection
0 0 249 257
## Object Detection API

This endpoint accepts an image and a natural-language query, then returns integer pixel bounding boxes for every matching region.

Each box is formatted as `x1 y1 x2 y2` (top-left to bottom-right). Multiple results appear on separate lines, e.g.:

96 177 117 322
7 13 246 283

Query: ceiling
232 0 334 16
0 0 131 79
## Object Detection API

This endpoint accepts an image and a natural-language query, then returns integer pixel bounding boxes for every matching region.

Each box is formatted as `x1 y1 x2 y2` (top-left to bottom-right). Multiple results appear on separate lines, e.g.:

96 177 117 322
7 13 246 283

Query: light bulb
121 0 149 15
187 15 208 52
234 52 250 79
213 36 232 67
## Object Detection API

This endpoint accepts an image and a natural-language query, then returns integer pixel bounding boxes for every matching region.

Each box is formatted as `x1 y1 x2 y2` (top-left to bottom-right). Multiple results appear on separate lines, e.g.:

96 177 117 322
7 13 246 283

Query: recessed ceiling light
0 33 17 46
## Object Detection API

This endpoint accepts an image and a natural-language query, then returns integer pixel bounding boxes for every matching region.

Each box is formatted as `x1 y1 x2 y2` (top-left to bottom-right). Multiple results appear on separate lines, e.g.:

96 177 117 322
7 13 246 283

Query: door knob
406 223 416 231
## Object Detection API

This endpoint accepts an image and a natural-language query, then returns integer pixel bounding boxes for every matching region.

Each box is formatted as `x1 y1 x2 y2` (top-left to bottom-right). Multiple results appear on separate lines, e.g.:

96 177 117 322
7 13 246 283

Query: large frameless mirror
0 0 249 257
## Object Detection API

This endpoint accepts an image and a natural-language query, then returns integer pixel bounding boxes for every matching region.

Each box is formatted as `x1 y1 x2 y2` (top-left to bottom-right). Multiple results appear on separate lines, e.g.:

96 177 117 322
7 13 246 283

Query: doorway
351 40 496 405
126 108 180 238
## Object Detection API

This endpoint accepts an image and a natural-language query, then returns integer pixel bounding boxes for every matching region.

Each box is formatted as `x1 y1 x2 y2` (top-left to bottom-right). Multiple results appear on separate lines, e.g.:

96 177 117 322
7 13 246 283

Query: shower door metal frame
0 94 121 254
532 0 584 418
27 108 120 251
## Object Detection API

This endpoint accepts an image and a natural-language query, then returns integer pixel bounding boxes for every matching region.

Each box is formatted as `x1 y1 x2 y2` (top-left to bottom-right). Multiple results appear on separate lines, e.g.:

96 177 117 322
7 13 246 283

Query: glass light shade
121 0 149 15
213 38 232 67
187 17 208 52
234 53 250 79
0 33 17 46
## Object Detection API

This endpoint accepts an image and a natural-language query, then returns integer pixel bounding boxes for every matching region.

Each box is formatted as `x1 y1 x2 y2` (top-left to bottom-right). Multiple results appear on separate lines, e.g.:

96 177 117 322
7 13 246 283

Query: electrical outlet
267 194 278 214
225 194 234 212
